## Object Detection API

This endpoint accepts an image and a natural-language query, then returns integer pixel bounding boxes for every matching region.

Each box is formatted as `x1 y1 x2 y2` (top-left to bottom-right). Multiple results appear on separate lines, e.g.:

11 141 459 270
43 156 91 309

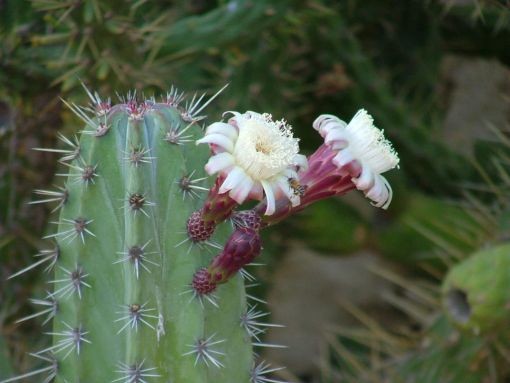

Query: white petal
313 114 346 137
346 109 373 132
365 175 392 209
283 168 298 178
219 167 247 194
228 111 248 126
229 176 255 204
381 177 393 209
292 154 308 172
332 149 354 168
204 152 234 175
353 166 375 190
261 180 276 215
245 111 264 120
196 133 234 152
325 128 347 147
205 122 238 140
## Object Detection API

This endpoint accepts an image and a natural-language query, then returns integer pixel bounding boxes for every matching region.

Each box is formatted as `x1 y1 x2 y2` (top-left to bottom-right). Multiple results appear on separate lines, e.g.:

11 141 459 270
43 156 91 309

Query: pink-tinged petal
293 154 308 172
248 182 264 200
208 143 226 155
313 114 338 134
229 176 255 204
353 166 375 190
219 167 248 194
365 176 392 209
332 149 354 168
329 139 349 151
380 177 393 209
228 111 248 127
272 176 286 199
261 180 276 215
204 152 235 175
341 159 363 178
205 122 238 140
325 128 347 147
313 114 347 137
231 110 264 131
196 133 234 152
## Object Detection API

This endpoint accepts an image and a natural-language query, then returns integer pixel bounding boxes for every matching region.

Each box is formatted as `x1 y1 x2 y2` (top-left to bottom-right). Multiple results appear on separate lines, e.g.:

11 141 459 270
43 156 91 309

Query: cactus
3 85 401 382
3 86 276 383
442 243 510 334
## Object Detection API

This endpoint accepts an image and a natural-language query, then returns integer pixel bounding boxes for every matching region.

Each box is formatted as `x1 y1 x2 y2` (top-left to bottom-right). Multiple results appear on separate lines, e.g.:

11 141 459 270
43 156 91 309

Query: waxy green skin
442 243 510 335
52 102 253 382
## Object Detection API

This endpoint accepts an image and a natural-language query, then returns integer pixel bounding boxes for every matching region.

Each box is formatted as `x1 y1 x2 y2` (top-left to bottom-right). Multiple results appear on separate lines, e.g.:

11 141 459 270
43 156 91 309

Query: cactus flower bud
192 227 262 295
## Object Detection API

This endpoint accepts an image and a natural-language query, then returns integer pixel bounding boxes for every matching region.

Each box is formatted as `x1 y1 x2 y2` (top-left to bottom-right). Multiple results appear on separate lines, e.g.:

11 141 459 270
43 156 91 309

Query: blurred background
1 0 510 382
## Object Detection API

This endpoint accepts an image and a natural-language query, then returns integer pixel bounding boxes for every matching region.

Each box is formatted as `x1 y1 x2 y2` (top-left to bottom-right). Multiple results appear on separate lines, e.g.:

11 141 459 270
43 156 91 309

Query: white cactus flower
197 111 307 215
313 109 399 209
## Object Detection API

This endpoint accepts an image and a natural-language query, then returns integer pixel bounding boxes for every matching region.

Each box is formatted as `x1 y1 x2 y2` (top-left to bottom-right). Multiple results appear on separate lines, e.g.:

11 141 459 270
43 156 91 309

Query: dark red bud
186 209 216 242
191 268 217 295
208 227 261 282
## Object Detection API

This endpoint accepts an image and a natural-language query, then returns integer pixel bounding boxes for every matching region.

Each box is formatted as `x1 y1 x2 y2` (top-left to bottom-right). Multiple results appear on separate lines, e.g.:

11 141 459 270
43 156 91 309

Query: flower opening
314 109 399 209
197 111 307 215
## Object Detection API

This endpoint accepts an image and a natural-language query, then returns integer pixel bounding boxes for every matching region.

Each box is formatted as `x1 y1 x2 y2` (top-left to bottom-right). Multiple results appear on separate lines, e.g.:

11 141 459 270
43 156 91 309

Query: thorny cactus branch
3 85 289 383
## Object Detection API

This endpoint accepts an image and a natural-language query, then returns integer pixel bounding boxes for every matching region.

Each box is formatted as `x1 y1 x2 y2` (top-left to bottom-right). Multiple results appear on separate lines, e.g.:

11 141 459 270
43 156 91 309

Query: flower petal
204 152 235 175
332 149 354 168
219 166 248 194
325 128 347 148
205 122 239 140
365 175 392 209
261 180 276 215
292 154 308 172
353 166 375 190
229 176 255 204
196 133 234 152
245 111 264 120
313 114 347 137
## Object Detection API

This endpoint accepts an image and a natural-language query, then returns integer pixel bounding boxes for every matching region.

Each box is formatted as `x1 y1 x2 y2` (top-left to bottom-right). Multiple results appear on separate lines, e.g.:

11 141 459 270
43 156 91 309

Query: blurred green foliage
0 334 14 379
327 314 510 383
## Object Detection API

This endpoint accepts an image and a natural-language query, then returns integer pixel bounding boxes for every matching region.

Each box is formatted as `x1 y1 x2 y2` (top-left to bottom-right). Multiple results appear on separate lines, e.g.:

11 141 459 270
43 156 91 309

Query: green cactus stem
3 86 287 383
442 243 510 335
